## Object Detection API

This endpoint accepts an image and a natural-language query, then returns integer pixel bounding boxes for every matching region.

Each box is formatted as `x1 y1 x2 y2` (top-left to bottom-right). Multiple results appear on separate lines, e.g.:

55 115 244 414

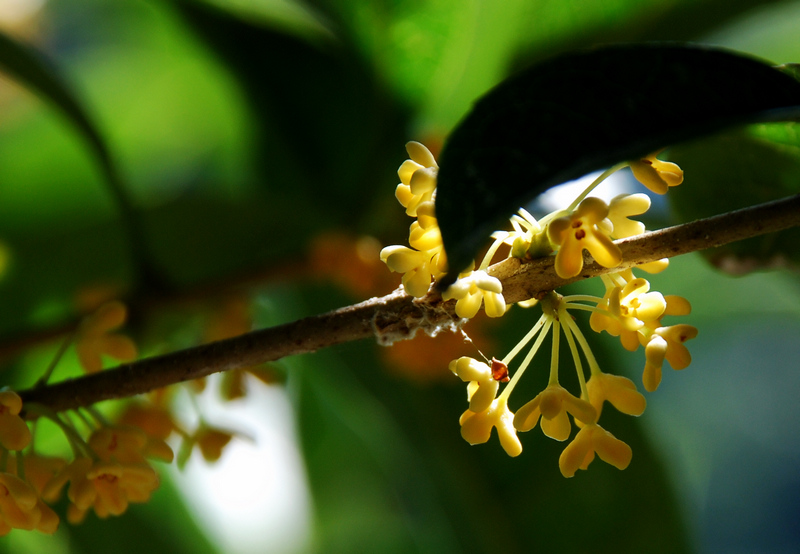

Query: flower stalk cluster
381 145 697 476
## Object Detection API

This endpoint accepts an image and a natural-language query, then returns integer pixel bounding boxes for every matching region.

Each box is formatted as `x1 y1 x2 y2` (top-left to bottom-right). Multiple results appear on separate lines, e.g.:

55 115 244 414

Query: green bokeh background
1 0 800 552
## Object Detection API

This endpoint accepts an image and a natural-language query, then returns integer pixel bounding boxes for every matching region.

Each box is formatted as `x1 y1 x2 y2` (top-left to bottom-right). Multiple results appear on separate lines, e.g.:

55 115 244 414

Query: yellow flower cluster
381 142 449 298
382 144 697 476
0 296 260 538
381 142 508 317
450 290 652 476
0 391 58 536
0 385 174 534
590 271 697 392
43 426 170 523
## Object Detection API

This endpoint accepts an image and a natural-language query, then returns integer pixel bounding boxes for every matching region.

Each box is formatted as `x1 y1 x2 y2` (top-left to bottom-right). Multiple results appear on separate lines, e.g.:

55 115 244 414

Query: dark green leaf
435 43 800 282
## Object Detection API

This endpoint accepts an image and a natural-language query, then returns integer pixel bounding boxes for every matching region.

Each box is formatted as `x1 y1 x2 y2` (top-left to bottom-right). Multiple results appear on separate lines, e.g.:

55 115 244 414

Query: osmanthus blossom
43 456 160 524
0 472 58 536
89 425 174 464
0 391 60 536
42 426 167 524
606 193 650 238
590 271 698 391
0 382 239 536
586 372 646 418
514 384 597 442
380 142 698 476
75 301 138 373
642 324 698 392
442 270 506 318
0 390 32 451
547 197 623 279
189 426 237 463
449 356 500 413
629 152 684 194
459 397 522 458
395 141 439 217
558 422 633 478
381 200 448 298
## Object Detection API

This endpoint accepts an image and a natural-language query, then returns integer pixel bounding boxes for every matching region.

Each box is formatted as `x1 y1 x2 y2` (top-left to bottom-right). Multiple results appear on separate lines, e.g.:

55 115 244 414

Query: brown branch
19 193 800 414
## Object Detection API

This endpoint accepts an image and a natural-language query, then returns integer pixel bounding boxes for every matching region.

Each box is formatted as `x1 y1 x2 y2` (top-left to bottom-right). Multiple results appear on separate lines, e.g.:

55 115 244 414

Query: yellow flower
637 258 670 273
643 335 667 392
547 197 622 278
75 301 138 373
442 270 506 318
606 193 650 239
659 324 698 370
17 455 62 491
381 203 447 297
0 390 31 451
43 457 159 522
586 372 646 418
407 202 443 252
449 356 499 413
395 142 438 217
611 277 667 331
380 245 437 297
459 398 522 457
629 153 683 194
0 472 58 535
89 426 174 464
642 324 699 391
558 423 632 477
194 426 235 463
513 384 596 441
117 403 177 442
591 272 689 357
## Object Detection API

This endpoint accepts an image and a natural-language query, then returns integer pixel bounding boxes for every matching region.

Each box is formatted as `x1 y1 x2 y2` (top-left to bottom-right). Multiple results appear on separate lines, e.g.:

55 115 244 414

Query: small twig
18 194 800 415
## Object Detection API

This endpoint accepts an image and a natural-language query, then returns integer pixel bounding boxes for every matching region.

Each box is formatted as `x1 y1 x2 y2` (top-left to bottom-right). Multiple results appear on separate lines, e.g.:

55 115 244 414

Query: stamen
499 316 554 402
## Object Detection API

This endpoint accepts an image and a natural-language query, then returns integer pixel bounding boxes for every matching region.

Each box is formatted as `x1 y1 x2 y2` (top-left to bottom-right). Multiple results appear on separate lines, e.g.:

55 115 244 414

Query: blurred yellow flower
43 457 159 523
0 390 31 451
75 301 138 373
0 472 54 535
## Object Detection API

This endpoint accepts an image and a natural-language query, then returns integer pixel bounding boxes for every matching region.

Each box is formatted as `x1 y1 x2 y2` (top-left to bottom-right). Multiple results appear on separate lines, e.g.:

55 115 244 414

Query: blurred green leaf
0 29 115 183
0 28 160 288
668 122 800 272
169 0 409 235
435 43 800 280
